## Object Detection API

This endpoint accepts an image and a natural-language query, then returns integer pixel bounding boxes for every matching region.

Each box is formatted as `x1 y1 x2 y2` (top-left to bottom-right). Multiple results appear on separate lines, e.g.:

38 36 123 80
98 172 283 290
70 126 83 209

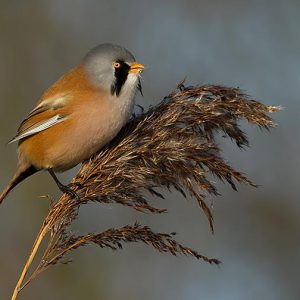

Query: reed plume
11 82 280 300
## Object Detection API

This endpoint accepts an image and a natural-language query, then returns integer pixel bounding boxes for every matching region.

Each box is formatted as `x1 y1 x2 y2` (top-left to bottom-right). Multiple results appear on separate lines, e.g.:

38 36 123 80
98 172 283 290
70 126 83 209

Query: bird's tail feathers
0 162 37 205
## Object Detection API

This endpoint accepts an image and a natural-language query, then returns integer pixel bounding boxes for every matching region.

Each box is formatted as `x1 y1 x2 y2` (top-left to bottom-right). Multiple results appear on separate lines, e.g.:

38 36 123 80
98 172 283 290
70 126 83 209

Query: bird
0 43 144 204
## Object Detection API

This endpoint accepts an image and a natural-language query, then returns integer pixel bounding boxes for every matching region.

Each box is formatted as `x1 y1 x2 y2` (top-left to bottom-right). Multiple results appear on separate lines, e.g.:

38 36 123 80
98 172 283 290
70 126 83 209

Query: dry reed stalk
11 83 280 299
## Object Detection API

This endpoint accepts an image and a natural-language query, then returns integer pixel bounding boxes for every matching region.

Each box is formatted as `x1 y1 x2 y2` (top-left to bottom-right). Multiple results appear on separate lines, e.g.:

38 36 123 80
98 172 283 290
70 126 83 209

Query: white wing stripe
8 114 68 144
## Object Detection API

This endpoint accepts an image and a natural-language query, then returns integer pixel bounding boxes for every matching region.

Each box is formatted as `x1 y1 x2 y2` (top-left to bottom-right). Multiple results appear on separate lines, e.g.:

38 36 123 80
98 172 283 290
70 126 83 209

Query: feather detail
8 114 68 144
8 92 72 144
19 94 70 130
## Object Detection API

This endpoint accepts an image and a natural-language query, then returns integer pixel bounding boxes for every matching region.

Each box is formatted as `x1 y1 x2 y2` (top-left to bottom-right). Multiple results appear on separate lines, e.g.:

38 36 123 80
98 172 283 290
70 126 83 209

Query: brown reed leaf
12 83 280 299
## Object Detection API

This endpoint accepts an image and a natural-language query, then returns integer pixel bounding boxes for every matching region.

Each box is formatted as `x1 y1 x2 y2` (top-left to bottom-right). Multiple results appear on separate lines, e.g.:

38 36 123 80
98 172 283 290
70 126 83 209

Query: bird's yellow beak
129 62 144 74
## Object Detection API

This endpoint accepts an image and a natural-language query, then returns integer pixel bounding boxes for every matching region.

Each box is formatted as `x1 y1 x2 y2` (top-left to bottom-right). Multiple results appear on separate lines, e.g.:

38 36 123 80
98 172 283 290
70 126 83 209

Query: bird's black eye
113 62 121 68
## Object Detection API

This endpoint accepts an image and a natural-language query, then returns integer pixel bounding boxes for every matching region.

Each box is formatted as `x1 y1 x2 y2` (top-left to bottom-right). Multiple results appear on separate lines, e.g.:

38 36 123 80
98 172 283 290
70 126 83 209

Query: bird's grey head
83 43 144 97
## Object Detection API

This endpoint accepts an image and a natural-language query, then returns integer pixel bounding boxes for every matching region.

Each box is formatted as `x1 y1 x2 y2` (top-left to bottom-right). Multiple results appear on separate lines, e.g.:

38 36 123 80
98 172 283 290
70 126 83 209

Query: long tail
0 161 38 205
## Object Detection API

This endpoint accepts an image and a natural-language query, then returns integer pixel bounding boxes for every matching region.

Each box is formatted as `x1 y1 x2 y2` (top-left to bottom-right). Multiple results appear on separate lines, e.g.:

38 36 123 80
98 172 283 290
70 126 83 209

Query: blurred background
0 0 299 299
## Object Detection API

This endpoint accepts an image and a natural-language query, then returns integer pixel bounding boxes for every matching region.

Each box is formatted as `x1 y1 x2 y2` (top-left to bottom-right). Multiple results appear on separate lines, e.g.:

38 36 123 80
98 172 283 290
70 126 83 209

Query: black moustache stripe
111 61 130 96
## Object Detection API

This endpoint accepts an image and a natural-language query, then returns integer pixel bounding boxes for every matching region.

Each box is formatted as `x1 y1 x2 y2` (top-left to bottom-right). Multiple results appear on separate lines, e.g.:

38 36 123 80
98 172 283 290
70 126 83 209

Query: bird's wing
8 96 70 144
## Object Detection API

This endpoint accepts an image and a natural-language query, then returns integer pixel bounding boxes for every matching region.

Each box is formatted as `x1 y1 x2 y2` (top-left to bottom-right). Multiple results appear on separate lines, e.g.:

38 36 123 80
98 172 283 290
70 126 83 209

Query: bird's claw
59 184 81 201
68 182 83 189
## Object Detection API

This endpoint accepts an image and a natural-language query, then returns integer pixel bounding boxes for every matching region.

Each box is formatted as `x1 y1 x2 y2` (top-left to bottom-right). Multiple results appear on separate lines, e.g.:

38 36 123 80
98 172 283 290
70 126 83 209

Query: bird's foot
59 184 81 201
47 169 81 201
68 182 83 189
